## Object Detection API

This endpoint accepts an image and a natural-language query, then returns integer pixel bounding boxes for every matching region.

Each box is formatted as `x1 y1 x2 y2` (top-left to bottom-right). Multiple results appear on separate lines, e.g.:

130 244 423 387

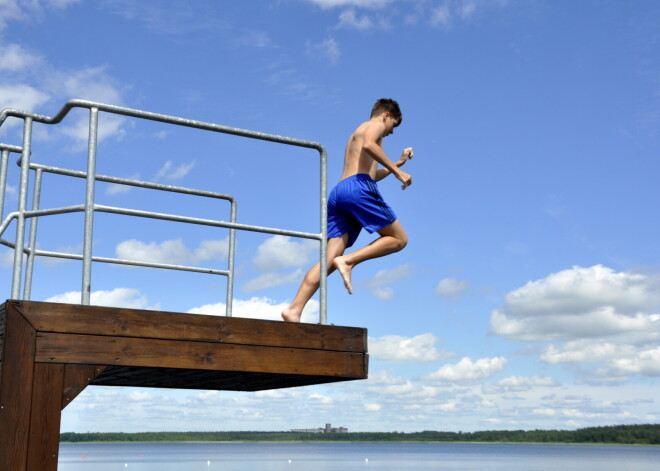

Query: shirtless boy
281 98 413 323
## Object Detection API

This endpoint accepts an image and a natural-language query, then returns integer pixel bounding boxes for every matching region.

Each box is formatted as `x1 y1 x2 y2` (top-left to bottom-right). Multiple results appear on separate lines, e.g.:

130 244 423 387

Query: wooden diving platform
0 300 368 471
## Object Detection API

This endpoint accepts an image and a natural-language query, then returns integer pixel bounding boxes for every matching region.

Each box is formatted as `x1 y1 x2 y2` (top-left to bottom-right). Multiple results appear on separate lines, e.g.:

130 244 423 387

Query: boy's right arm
363 124 412 189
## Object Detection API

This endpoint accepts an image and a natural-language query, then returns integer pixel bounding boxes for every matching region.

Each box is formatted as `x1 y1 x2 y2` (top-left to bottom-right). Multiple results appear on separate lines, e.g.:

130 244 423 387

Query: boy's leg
333 220 407 295
281 234 349 322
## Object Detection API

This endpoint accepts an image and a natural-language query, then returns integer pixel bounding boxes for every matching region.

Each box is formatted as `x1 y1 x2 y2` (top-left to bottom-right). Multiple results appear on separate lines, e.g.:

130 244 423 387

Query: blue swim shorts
327 173 397 248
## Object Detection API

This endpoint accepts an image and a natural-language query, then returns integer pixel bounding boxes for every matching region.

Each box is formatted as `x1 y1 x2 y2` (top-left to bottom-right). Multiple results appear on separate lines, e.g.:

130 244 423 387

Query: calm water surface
58 442 660 470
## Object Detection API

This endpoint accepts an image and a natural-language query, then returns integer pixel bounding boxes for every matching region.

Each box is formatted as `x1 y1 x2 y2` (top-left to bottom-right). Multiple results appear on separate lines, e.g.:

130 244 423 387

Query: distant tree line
60 424 660 445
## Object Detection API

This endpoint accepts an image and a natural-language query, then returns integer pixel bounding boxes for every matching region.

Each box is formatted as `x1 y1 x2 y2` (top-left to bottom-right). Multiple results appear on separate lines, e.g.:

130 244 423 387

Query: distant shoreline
60 440 660 447
60 424 660 446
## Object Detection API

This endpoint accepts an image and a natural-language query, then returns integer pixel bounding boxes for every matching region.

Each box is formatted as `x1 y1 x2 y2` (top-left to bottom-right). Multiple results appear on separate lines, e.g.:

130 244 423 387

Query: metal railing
0 100 329 323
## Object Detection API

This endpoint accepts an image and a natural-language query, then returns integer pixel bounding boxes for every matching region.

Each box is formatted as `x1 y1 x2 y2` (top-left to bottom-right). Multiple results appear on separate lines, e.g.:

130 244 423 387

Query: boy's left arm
375 147 413 182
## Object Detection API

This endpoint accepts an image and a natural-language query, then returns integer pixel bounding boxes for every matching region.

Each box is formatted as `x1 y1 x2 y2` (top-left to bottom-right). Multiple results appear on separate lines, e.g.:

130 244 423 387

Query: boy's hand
398 147 413 166
396 169 412 190
396 148 413 189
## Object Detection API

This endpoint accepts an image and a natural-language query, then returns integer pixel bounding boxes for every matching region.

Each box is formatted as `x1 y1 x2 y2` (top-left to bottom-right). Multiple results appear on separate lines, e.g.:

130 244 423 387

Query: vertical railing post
11 118 33 299
81 107 99 305
23 168 43 300
0 149 10 221
319 146 328 325
225 199 237 317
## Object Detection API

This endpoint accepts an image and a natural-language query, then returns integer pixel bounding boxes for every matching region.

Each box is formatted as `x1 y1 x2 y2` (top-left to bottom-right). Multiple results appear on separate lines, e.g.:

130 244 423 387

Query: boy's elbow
362 140 379 155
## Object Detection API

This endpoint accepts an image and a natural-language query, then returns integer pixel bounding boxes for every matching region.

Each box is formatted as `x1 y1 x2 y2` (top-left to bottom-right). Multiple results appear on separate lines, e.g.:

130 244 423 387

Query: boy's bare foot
333 256 353 294
281 305 302 322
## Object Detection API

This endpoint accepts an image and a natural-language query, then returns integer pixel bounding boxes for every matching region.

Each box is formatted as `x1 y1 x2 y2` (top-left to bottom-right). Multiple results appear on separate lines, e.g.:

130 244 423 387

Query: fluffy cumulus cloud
252 235 317 272
489 265 660 342
490 265 660 382
1 2 128 143
366 264 412 300
115 238 229 266
423 356 507 384
188 297 319 324
369 333 454 362
45 287 157 309
435 277 469 298
242 268 304 292
481 376 560 394
0 84 50 115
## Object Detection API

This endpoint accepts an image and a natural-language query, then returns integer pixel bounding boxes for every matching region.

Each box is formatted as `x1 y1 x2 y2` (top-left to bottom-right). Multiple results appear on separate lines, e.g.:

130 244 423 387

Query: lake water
58 442 660 470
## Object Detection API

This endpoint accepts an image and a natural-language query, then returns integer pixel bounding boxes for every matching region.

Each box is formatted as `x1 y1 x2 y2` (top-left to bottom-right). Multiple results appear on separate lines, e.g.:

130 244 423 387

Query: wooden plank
36 332 367 378
62 364 106 410
0 302 37 471
26 363 63 471
15 300 367 353
0 304 5 384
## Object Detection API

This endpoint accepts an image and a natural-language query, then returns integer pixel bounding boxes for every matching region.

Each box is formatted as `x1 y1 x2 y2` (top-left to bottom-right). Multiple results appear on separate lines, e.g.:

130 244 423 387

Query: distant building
291 423 348 433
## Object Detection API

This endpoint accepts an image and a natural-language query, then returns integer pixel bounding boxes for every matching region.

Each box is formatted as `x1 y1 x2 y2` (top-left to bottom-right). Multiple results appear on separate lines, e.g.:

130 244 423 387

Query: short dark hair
370 98 402 126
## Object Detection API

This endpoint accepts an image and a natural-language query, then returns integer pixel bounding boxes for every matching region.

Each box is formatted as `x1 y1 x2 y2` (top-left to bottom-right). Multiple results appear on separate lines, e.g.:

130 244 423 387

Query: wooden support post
62 364 105 410
0 304 37 470
26 363 64 471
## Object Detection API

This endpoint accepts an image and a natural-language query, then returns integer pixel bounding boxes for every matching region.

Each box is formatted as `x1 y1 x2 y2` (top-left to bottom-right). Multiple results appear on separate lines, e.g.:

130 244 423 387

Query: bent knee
394 234 408 252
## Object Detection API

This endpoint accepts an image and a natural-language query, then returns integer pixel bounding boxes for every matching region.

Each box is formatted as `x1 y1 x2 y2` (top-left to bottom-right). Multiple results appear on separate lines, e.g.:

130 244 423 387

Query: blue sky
1 0 660 433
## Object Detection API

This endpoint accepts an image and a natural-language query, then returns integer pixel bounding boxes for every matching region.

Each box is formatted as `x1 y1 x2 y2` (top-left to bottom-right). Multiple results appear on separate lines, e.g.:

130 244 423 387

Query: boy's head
371 98 402 127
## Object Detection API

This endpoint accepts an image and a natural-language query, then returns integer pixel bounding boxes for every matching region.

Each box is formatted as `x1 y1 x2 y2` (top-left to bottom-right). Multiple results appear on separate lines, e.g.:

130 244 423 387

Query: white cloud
252 235 317 272
0 84 50 113
45 287 157 309
39 65 129 147
0 249 15 268
309 393 333 404
306 37 341 66
242 268 304 292
337 9 374 29
115 238 229 266
154 160 195 181
608 347 660 377
372 286 393 301
435 277 469 298
364 403 381 411
369 333 453 362
305 0 393 9
0 0 81 31
489 265 660 342
128 390 154 402
366 264 412 300
482 376 560 394
539 340 637 365
423 356 507 384
0 0 22 31
367 264 413 287
188 297 319 324
0 43 41 71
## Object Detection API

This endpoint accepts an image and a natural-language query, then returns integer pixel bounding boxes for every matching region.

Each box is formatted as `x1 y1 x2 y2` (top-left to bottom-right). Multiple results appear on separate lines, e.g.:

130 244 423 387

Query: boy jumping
281 98 413 323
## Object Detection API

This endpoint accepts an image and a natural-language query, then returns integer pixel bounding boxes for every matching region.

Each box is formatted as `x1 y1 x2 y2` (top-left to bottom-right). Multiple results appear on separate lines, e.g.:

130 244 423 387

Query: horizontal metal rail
0 99 329 323
0 99 325 152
